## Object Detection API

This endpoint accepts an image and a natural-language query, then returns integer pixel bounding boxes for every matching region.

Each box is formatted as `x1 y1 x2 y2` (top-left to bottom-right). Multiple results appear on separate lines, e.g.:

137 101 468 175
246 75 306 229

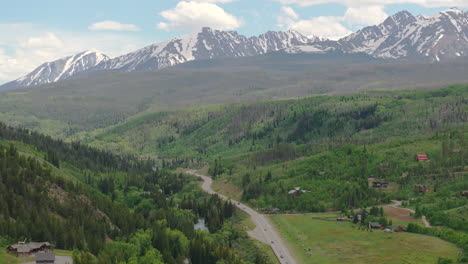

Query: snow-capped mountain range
93 27 320 73
3 8 468 89
6 50 110 88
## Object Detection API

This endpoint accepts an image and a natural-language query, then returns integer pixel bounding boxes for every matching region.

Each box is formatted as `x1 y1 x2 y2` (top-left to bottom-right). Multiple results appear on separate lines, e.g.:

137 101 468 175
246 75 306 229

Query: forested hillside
1 54 468 137
0 123 275 264
84 85 467 213
86 85 467 159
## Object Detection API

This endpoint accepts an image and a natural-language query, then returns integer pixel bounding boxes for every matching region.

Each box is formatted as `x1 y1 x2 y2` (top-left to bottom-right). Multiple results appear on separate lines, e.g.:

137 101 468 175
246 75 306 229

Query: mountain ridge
2 50 109 89
2 8 468 90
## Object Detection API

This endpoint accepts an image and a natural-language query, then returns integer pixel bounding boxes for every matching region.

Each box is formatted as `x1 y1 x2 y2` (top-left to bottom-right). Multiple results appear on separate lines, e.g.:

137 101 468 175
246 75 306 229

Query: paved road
187 170 297 264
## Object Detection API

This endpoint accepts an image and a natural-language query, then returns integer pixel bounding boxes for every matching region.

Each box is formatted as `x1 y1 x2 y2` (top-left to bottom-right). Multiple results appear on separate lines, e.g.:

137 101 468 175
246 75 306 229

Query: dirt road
187 170 297 264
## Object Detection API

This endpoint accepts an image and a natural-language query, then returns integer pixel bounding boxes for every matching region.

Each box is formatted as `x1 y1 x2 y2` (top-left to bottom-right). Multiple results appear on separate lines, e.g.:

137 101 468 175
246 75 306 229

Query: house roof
389 225 402 230
36 252 55 261
416 154 428 160
8 242 51 253
369 222 381 227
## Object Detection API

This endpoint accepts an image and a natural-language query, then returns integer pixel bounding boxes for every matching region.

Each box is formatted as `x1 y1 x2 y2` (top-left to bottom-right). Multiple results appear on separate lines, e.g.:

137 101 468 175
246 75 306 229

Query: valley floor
269 213 461 264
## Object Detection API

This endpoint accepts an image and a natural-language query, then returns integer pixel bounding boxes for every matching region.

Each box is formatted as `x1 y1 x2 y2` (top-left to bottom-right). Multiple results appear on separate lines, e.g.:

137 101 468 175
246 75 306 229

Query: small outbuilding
414 185 430 193
416 154 429 161
389 225 405 232
372 182 389 189
288 187 309 196
461 191 468 197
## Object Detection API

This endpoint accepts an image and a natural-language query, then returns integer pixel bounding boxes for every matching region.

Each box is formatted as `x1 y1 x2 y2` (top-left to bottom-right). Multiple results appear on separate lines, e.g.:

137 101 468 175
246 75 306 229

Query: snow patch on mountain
3 51 110 89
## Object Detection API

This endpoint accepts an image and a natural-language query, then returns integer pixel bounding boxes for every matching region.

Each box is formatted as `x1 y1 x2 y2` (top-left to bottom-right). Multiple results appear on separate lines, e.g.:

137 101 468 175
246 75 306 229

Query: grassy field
0 250 33 264
269 213 461 264
0 249 72 264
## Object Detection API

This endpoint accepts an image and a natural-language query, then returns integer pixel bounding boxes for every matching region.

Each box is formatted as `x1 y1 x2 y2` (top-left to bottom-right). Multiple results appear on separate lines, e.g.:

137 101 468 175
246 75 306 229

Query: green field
269 213 461 264
0 249 72 264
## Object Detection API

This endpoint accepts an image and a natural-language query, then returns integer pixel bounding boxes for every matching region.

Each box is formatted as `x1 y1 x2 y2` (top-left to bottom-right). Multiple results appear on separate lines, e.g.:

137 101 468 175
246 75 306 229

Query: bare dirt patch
384 206 414 222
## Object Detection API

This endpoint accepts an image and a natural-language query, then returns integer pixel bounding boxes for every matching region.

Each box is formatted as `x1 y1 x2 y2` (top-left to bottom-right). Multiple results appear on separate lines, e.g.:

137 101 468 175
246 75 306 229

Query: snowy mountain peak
93 27 318 73
3 51 110 89
331 8 468 61
442 7 466 15
3 10 468 90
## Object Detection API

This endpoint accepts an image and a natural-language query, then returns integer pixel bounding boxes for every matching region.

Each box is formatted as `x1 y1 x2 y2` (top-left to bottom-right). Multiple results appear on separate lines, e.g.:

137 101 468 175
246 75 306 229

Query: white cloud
344 6 388 25
290 16 352 40
278 6 300 28
277 6 351 39
282 6 299 20
273 0 468 8
0 24 151 84
157 1 242 31
89 20 140 31
21 32 64 49
190 0 238 2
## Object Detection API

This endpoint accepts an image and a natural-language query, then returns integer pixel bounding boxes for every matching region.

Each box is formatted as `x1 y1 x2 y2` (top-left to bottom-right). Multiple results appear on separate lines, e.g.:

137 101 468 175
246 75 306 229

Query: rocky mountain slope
338 8 468 61
91 27 317 72
2 50 109 89
2 8 467 89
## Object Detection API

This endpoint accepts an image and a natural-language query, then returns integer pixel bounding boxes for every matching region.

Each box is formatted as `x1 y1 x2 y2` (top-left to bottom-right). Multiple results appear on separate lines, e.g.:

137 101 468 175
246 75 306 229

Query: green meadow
269 213 461 264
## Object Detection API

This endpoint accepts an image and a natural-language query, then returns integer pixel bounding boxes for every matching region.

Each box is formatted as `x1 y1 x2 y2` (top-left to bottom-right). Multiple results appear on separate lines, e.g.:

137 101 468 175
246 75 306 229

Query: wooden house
288 187 308 196
461 191 468 197
368 222 384 229
414 185 430 193
416 154 428 161
372 182 389 189
389 225 405 232
7 242 53 257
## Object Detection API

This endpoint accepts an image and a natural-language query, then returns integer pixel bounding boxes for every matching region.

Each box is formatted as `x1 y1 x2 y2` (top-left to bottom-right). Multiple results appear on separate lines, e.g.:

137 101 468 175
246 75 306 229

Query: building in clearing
372 182 389 189
416 154 429 161
389 225 405 232
35 252 55 264
414 185 430 192
6 242 53 257
368 222 384 229
288 187 309 196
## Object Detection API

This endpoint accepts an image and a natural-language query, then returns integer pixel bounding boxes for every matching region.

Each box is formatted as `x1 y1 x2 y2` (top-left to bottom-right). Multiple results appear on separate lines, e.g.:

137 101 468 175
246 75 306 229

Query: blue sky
0 0 466 83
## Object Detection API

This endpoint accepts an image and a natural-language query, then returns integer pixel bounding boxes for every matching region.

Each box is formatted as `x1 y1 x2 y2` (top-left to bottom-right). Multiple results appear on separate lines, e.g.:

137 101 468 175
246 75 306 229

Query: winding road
187 170 297 264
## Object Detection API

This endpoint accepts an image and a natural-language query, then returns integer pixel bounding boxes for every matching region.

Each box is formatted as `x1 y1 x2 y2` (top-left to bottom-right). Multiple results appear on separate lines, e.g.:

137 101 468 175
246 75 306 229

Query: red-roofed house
416 154 428 161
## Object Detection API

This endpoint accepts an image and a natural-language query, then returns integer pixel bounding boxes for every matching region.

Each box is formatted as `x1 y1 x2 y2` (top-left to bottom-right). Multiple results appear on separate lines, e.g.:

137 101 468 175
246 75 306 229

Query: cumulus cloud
344 6 388 25
282 6 299 20
157 1 242 31
89 20 141 31
21 32 64 49
190 0 238 2
278 6 300 28
278 6 351 39
273 0 468 8
290 16 352 40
